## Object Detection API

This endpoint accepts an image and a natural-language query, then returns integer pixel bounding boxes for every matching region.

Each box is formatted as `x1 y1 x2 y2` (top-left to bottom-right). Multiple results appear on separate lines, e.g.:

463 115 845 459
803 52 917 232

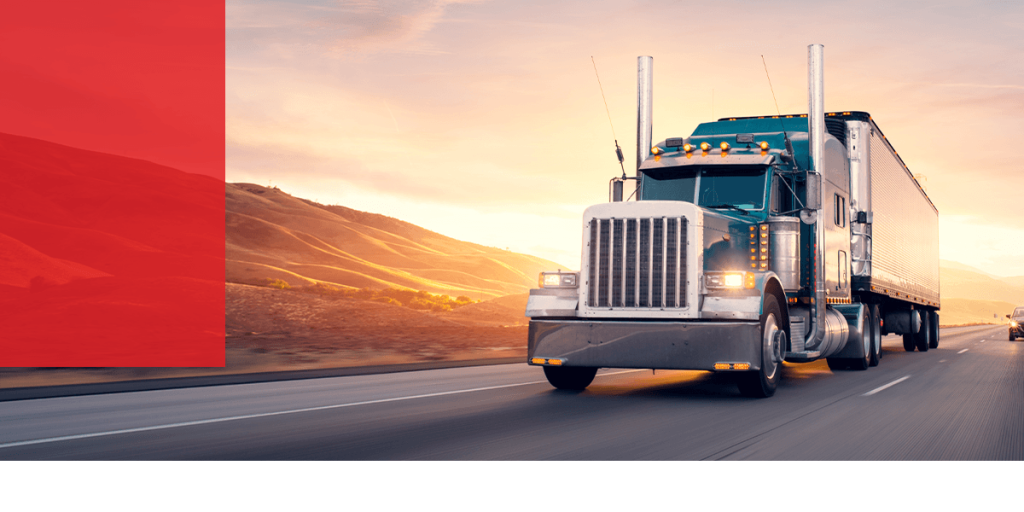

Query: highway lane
1 325 1019 460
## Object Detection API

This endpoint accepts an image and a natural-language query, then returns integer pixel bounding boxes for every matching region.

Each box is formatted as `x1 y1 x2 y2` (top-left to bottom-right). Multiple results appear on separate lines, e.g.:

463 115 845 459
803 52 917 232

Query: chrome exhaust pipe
804 43 834 353
636 56 653 171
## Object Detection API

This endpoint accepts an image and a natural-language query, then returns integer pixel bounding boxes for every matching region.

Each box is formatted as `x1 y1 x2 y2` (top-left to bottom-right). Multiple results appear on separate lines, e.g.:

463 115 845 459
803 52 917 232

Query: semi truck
525 44 940 397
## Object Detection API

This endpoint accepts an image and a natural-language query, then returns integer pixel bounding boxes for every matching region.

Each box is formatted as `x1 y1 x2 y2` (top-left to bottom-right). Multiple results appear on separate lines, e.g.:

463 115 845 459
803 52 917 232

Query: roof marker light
700 142 711 151
759 141 769 150
720 141 730 151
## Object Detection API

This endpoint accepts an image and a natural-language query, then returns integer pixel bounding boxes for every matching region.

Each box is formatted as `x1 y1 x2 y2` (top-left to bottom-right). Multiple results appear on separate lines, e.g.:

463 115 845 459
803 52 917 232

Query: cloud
228 0 479 58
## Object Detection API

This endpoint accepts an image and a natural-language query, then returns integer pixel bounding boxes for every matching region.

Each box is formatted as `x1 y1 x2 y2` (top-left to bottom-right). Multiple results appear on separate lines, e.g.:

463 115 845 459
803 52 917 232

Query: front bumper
528 319 762 371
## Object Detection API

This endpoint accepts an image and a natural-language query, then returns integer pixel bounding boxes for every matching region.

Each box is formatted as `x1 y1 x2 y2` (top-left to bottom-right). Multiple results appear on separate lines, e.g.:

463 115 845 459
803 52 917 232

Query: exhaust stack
804 43 839 353
636 56 653 171
808 44 825 174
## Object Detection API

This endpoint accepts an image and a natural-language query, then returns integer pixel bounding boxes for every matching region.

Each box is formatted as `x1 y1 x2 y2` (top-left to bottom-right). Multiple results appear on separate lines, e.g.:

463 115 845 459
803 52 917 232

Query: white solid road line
0 368 643 450
958 349 969 354
863 375 911 396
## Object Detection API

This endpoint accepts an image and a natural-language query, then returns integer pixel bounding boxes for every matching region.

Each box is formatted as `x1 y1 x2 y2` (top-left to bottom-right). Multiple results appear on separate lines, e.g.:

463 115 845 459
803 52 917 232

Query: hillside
939 262 1024 325
226 183 563 300
0 132 224 366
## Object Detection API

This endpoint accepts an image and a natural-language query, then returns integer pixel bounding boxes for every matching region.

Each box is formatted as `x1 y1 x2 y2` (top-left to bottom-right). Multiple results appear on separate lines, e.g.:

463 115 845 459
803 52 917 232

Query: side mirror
1007 314 1012 319
805 172 821 210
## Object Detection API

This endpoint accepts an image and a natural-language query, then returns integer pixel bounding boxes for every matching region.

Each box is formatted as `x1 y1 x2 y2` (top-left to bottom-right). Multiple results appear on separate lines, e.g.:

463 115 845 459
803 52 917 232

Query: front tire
737 294 785 398
543 366 597 391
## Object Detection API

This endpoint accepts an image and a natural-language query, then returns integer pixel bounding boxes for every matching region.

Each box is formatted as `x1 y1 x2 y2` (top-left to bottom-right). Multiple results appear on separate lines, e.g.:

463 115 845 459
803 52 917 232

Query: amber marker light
683 143 694 152
651 146 662 155
714 363 731 370
745 272 756 289
733 363 751 370
720 141 730 151
548 359 563 366
700 141 711 151
759 141 769 150
531 358 545 365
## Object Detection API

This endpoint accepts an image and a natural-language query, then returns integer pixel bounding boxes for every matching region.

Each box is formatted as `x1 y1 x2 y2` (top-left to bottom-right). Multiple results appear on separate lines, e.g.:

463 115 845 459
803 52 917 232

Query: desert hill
939 261 1024 325
0 132 224 366
226 183 564 300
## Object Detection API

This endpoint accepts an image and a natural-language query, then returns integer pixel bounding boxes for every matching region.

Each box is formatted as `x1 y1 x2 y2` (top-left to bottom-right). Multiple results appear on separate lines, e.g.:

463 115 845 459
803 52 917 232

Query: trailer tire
543 366 597 391
915 311 931 352
902 334 915 352
737 294 784 398
928 311 940 349
869 305 882 366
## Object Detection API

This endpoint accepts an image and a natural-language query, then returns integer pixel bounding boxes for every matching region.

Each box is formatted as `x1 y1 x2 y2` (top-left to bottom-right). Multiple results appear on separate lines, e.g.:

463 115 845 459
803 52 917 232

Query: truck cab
525 47 939 397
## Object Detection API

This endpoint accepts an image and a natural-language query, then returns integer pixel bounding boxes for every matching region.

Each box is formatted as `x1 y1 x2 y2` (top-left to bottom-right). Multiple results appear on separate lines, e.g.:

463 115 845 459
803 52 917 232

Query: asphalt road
1 325 1019 460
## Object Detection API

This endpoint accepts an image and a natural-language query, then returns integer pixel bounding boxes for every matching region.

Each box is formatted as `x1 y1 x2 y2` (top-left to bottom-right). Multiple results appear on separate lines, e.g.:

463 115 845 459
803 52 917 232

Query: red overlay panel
0 2 225 366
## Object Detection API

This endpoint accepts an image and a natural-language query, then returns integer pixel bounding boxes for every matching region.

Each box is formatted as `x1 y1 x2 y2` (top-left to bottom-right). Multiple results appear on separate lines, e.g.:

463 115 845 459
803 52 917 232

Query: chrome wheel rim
763 314 781 380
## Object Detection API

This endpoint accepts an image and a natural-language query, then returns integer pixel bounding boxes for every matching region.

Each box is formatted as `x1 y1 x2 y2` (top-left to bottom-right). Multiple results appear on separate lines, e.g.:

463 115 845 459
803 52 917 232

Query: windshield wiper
705 204 750 215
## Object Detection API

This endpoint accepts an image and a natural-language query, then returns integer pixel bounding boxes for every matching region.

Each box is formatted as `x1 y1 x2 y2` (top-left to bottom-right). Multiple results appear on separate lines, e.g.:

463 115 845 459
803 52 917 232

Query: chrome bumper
527 319 762 371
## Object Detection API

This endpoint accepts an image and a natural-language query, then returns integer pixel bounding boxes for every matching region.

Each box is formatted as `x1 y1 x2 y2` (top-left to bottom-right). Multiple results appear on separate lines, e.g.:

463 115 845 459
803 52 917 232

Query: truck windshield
641 165 768 210
1014 308 1024 320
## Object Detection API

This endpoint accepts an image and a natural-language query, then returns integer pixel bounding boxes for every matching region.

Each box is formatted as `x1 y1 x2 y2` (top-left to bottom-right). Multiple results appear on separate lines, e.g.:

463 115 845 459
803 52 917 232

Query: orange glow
733 363 751 370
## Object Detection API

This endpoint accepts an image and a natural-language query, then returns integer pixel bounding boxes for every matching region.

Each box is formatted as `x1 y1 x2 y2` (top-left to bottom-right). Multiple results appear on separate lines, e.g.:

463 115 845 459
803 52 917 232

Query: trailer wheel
737 294 784 398
868 305 882 366
915 311 931 352
928 311 940 349
543 366 597 391
902 334 915 352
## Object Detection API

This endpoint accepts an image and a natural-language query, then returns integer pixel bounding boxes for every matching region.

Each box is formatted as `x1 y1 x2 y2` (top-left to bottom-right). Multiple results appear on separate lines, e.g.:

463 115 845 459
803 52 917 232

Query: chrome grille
587 216 687 308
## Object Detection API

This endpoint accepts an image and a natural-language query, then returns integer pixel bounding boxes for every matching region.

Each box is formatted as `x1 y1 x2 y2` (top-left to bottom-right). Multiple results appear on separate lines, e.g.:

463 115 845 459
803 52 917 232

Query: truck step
785 350 821 362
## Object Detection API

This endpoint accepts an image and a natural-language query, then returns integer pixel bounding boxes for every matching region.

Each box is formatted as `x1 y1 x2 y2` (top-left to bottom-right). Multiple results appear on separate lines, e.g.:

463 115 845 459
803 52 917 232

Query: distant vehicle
525 44 941 397
1008 307 1024 341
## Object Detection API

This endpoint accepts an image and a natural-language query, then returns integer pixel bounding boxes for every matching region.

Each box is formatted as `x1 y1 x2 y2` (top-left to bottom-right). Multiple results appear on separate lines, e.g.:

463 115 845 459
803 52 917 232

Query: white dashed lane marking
863 375 911 396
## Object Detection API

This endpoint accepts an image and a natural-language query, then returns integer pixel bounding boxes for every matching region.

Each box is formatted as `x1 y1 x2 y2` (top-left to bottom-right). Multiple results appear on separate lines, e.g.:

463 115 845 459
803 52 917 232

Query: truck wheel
915 311 931 352
737 294 784 398
868 305 882 366
902 334 915 352
543 366 597 391
826 358 848 371
1010 332 1015 341
928 311 940 349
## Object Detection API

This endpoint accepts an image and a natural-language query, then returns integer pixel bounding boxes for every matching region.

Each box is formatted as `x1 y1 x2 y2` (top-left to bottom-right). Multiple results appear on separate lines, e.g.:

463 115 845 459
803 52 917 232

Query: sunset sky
226 0 1024 275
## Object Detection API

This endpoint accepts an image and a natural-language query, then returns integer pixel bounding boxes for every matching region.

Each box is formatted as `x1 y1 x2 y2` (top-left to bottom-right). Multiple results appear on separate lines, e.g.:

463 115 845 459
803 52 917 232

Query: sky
226 0 1024 276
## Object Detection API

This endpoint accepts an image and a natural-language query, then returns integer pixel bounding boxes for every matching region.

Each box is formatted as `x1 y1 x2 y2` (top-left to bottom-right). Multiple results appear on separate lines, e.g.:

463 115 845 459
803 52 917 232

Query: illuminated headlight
705 272 757 289
723 273 743 287
1013 321 1019 328
539 272 578 288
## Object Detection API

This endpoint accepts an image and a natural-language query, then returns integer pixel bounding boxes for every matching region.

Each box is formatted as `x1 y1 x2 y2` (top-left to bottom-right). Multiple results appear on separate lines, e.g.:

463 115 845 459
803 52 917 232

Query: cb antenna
592 56 627 179
761 55 795 162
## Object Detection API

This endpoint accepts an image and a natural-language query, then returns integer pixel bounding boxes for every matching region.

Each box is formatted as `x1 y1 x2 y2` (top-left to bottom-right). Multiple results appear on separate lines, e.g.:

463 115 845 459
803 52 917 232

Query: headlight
705 272 756 289
723 273 743 287
1013 321 1019 328
539 272 578 288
